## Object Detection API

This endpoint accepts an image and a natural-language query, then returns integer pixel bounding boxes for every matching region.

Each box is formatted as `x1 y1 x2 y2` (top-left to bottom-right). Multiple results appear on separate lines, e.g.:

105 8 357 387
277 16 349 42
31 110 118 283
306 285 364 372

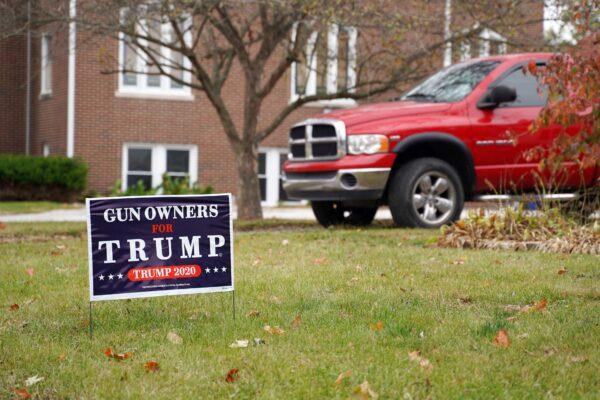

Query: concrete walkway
0 205 396 223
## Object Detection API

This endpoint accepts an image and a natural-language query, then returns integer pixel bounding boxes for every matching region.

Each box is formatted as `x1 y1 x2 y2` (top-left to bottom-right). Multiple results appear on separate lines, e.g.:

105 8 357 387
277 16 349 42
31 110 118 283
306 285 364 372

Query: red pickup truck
282 53 598 228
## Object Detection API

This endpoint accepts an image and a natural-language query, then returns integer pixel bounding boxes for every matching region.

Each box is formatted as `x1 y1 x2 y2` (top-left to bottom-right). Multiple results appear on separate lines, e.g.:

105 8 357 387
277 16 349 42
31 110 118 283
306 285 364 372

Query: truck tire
388 158 464 228
311 201 378 227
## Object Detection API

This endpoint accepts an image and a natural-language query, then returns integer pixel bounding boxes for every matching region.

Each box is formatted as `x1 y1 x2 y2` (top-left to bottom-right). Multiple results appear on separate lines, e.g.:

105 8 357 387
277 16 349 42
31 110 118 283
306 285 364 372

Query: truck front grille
288 121 345 161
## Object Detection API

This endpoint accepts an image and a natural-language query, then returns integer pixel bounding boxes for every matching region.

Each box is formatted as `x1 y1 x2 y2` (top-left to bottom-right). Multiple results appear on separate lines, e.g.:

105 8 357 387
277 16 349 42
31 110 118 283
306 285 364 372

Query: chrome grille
288 119 346 161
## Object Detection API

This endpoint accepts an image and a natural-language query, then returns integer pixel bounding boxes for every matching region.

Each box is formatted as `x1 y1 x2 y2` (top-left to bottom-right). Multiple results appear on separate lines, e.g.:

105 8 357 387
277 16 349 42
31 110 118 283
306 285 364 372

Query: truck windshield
402 60 500 103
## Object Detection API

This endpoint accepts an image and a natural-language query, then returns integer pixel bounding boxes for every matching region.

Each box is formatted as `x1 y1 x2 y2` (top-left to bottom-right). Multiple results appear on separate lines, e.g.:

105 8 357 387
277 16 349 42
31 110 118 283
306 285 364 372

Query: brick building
0 1 544 206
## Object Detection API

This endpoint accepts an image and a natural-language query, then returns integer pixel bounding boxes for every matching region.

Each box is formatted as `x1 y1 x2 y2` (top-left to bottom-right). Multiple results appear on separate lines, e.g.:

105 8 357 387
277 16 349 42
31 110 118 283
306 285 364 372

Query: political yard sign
86 194 234 301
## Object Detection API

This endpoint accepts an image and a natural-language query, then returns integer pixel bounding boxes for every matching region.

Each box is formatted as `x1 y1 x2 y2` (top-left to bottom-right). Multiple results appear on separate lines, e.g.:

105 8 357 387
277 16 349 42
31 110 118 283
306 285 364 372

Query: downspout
443 0 452 67
66 0 76 157
25 0 31 155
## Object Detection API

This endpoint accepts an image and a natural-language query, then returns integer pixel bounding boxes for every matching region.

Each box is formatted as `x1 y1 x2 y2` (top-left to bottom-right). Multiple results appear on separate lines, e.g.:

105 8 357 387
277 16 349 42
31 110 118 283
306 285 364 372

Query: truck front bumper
282 168 391 201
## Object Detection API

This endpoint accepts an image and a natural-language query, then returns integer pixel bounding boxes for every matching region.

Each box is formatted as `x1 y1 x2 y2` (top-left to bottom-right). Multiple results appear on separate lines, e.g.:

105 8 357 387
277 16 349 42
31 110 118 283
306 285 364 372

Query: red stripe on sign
127 265 202 282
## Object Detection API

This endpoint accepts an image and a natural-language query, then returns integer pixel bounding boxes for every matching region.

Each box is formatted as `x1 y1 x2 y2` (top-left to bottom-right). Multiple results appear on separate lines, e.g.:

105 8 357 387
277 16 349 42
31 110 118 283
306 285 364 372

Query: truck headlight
347 134 389 155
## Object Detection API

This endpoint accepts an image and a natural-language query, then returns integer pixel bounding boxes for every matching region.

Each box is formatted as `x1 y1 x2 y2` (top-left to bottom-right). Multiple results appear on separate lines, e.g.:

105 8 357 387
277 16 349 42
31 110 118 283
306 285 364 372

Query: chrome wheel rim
411 171 456 226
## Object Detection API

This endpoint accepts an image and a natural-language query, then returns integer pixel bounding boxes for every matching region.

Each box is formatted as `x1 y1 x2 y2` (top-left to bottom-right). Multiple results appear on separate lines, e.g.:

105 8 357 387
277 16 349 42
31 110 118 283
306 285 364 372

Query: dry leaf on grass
25 375 44 386
369 321 383 332
26 268 34 277
11 388 31 399
10 303 19 311
269 295 282 304
104 348 133 360
167 331 183 344
264 325 285 335
225 368 239 383
281 239 289 246
505 298 548 314
558 267 567 275
452 258 466 265
229 339 249 348
252 258 261 267
0 222 6 230
58 353 67 361
408 351 433 371
291 315 302 329
144 361 159 372
569 355 588 363
351 381 378 399
253 338 265 346
246 310 260 317
313 257 328 265
493 330 510 348
334 370 352 386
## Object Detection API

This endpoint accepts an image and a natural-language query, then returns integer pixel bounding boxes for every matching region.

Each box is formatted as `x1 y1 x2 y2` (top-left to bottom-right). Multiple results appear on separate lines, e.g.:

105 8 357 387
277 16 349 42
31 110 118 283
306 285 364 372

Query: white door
259 148 289 206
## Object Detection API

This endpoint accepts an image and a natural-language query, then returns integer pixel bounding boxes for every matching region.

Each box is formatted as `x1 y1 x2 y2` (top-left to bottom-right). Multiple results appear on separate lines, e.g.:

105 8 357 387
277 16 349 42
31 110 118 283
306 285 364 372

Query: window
493 67 548 107
42 143 50 157
258 153 267 202
122 144 198 190
453 27 507 64
290 24 357 107
402 60 500 103
40 34 52 95
118 7 192 98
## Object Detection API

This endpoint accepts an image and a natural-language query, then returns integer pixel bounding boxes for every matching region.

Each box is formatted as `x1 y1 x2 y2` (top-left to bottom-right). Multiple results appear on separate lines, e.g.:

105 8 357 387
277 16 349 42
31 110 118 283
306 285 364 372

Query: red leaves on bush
225 368 239 383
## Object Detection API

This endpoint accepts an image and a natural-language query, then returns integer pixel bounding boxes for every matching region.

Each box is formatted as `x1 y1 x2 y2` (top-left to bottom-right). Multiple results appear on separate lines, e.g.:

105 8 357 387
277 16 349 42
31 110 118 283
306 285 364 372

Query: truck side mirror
477 85 517 109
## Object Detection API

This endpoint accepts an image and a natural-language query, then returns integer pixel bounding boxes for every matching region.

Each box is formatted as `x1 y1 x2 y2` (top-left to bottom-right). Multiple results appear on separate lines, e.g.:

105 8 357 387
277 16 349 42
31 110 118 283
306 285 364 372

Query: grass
0 201 82 215
0 221 598 399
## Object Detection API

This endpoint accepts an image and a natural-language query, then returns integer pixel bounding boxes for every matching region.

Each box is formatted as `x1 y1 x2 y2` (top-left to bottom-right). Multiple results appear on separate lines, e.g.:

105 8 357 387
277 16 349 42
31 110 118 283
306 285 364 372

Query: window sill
115 90 194 102
291 96 357 109
39 92 52 100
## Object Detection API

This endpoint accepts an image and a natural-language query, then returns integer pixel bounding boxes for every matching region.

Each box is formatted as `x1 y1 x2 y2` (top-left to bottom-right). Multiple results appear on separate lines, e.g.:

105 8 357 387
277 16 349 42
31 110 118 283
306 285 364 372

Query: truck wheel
388 158 464 228
311 202 378 227
311 201 345 227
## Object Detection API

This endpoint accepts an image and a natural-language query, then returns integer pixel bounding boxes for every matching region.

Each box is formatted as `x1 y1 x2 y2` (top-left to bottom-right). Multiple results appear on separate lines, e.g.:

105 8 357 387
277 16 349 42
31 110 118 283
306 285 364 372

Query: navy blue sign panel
86 194 234 301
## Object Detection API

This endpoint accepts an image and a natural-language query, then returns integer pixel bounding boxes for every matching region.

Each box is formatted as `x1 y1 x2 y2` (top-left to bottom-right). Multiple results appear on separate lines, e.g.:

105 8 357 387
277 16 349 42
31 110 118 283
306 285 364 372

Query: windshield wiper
404 93 438 101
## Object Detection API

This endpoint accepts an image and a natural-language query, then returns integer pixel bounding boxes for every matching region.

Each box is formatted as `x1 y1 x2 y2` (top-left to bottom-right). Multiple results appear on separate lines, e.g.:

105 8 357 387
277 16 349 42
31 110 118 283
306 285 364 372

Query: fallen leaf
229 339 249 348
569 355 588 363
167 331 183 344
452 258 466 265
11 388 31 399
25 375 44 386
355 265 363 273
144 361 159 372
334 370 352 386
369 321 383 332
264 325 285 335
0 222 6 230
408 350 433 371
291 315 302 329
533 298 547 312
225 368 239 383
281 239 289 246
493 330 510 348
313 257 327 265
58 353 67 361
253 338 265 346
26 268 34 277
558 267 567 275
269 295 281 304
246 310 260 317
351 380 378 399
459 297 473 304
50 250 62 256
104 347 133 360
252 258 261 266
10 303 19 311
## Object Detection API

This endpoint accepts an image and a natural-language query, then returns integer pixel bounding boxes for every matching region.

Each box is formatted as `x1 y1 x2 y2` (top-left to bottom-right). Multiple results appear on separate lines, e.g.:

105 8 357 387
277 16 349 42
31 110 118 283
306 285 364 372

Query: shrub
109 174 213 197
0 154 87 201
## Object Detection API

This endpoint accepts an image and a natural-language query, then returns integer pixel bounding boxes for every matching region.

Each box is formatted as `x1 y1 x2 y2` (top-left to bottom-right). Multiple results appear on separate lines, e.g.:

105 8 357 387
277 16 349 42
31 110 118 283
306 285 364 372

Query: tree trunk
235 143 263 220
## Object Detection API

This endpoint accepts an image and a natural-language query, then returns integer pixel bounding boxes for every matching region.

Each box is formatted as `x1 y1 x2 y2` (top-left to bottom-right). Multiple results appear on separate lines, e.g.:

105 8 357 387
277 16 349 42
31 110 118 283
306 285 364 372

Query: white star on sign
213 267 219 273
221 267 227 272
205 268 211 273
108 274 114 280
117 273 123 279
99 274 105 281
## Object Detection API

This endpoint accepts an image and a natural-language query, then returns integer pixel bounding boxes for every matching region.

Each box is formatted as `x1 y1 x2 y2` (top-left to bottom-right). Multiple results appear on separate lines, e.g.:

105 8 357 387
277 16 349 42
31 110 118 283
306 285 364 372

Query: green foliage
0 154 87 201
109 174 213 197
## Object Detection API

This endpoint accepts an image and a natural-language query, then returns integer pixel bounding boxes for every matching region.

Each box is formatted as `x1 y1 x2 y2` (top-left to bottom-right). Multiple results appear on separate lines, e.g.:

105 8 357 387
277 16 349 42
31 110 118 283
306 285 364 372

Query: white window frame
290 24 357 108
457 26 507 62
122 143 198 191
40 33 52 96
259 147 296 206
117 8 194 101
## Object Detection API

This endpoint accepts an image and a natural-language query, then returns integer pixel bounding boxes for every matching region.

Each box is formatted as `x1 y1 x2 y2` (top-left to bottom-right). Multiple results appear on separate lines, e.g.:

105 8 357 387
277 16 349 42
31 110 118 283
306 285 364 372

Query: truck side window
495 66 548 107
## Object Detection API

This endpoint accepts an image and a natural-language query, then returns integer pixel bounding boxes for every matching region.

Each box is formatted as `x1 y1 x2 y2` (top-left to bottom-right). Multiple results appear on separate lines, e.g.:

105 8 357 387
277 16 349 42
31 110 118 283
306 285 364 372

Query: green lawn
0 201 82 215
1 222 598 399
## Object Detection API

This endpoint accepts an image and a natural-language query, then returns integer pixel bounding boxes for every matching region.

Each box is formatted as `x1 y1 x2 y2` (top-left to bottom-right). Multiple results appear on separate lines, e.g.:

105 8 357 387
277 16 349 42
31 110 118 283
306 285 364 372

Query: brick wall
0 36 26 154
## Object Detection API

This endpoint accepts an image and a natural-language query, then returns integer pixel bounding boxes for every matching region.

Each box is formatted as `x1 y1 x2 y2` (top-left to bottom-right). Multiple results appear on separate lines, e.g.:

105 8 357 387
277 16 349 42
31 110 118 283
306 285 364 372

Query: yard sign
86 194 234 301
